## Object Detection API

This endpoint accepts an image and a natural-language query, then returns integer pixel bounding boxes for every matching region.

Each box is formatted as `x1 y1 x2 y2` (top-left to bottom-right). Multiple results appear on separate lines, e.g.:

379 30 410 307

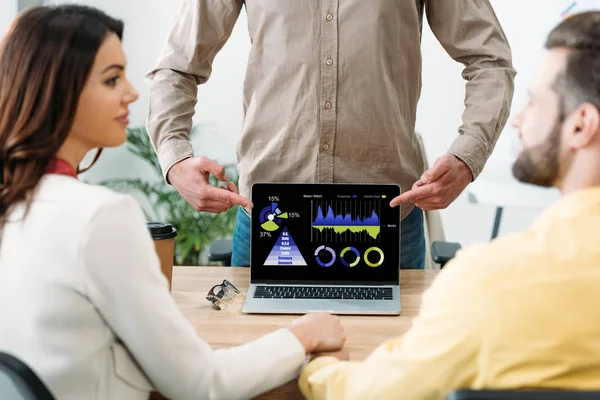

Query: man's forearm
426 0 517 180
447 60 516 180
146 68 197 181
144 0 243 182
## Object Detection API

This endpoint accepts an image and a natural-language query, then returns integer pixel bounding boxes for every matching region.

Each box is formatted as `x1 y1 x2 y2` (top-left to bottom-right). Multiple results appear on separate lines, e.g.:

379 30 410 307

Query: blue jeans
231 206 425 269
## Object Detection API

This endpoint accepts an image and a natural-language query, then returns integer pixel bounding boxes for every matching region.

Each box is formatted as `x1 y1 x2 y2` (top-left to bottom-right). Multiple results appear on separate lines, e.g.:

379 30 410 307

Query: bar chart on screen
311 200 382 242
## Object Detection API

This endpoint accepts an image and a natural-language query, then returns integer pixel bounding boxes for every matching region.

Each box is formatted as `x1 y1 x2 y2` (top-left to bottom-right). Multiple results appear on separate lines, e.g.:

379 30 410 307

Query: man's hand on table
168 156 253 213
390 154 473 211
288 312 346 354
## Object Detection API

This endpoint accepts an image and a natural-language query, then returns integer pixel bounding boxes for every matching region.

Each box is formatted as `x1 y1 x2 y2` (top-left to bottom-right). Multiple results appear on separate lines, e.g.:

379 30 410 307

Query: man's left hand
390 154 473 211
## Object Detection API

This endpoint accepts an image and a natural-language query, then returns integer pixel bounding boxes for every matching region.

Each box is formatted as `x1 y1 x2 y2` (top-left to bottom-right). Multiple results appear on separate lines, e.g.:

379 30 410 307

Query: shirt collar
45 158 77 179
532 186 600 229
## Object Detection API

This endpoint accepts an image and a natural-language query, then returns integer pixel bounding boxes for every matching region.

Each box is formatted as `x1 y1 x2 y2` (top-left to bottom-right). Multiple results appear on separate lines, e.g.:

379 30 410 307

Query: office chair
446 389 600 400
0 352 55 400
207 238 233 265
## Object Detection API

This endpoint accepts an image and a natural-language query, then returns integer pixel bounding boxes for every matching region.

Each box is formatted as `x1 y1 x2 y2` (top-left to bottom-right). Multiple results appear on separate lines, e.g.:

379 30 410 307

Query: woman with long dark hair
0 6 345 399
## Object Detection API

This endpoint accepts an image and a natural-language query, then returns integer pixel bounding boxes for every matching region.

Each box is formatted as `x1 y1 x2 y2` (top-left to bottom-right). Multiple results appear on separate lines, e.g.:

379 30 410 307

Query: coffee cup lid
147 222 178 240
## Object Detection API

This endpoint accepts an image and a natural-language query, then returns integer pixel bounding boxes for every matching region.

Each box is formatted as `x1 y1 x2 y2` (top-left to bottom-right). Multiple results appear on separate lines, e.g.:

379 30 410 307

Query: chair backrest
415 132 445 269
447 389 600 400
0 352 54 400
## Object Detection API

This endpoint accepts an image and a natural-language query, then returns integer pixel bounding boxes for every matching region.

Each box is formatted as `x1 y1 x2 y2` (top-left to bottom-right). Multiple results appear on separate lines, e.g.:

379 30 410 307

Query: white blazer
0 175 305 400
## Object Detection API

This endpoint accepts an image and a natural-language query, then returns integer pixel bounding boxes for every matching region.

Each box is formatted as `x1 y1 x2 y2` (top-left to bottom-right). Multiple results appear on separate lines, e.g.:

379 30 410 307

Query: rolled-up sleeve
146 0 243 181
425 0 516 179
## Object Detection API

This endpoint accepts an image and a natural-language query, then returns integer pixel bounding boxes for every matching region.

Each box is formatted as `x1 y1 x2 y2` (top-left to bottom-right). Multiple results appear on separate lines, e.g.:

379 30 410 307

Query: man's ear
565 103 600 150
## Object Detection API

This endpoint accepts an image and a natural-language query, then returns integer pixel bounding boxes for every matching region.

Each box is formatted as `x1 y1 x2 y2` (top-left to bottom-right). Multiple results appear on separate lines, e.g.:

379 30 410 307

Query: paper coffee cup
147 222 178 290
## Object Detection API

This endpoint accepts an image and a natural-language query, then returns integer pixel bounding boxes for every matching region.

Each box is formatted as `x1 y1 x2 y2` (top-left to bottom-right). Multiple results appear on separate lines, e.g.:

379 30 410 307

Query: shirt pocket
110 342 154 393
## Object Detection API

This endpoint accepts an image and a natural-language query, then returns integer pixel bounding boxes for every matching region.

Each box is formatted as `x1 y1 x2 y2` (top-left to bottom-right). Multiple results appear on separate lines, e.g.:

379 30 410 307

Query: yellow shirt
300 187 600 400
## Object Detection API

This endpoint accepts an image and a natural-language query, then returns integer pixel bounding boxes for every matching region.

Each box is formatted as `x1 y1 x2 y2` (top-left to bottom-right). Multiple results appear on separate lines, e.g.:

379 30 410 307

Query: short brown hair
546 12 600 119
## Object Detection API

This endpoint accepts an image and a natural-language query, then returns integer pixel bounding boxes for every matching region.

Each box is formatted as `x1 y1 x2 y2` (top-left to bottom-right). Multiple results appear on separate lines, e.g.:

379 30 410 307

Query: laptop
242 183 401 315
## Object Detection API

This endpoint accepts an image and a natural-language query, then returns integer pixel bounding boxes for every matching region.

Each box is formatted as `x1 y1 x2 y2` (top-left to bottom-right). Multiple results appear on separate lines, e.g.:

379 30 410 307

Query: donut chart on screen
364 247 384 267
340 247 360 267
314 245 336 267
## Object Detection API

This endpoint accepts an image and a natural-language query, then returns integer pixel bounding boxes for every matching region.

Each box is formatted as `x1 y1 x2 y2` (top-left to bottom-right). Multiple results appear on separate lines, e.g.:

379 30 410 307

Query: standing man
146 0 515 269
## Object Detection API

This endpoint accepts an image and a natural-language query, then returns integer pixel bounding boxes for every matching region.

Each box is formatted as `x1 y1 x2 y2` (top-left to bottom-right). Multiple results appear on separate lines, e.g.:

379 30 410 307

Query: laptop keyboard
253 286 394 300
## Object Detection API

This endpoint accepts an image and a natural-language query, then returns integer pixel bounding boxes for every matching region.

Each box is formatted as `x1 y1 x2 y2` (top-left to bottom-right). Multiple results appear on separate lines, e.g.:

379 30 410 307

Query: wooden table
169 267 438 399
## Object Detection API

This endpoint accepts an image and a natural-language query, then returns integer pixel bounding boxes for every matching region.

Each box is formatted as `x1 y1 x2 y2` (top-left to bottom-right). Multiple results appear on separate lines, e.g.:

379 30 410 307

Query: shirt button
324 102 332 109
326 13 334 21
326 58 333 66
322 143 330 151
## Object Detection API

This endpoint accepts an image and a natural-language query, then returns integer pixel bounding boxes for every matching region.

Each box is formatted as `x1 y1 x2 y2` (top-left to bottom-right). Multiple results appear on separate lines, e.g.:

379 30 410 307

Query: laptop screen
250 183 400 284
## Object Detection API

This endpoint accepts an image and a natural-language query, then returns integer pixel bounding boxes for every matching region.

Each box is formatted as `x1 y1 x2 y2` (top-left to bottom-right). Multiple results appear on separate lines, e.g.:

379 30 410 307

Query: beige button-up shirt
146 0 515 220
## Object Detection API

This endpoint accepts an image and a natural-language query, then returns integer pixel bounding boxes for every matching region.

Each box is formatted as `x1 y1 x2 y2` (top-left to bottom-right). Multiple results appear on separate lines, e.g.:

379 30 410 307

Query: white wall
40 0 599 246
43 0 246 184
0 0 17 38
418 0 599 245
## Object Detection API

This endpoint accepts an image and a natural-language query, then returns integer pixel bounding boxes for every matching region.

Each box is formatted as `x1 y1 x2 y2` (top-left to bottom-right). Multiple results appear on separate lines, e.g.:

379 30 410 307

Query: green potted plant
100 126 238 266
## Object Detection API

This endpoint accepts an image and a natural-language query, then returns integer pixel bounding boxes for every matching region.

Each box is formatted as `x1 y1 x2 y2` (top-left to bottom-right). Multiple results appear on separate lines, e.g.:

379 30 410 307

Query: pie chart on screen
259 202 288 232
